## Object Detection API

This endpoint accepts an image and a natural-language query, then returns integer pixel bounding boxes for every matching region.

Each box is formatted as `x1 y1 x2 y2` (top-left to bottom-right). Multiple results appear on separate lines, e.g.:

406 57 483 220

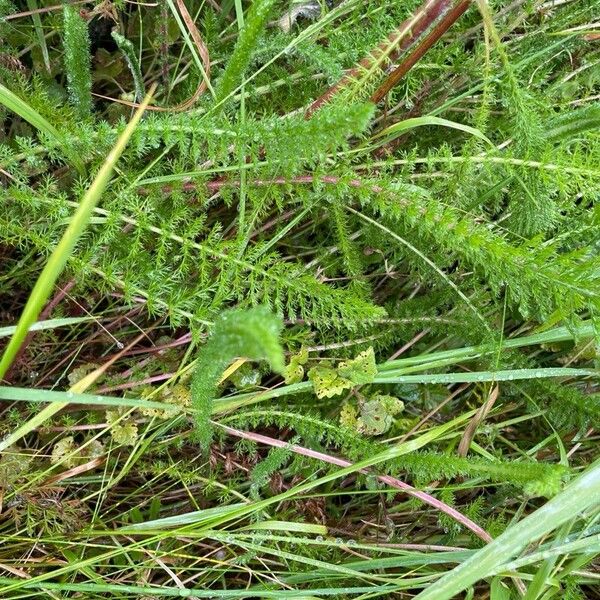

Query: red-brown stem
35 308 141 387
305 0 452 117
125 333 192 357
139 174 379 198
96 372 176 394
219 424 493 543
371 0 472 104
200 174 381 194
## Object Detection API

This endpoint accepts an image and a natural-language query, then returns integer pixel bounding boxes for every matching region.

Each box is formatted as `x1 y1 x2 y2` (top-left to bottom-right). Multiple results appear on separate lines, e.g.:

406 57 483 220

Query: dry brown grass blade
370 0 472 104
306 0 451 117
457 384 499 457
42 456 105 486
170 0 212 111
4 0 89 21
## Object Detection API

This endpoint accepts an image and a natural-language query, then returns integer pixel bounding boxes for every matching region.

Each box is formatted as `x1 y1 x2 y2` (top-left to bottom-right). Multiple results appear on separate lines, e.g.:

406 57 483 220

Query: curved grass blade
0 316 93 338
371 115 493 148
413 459 600 600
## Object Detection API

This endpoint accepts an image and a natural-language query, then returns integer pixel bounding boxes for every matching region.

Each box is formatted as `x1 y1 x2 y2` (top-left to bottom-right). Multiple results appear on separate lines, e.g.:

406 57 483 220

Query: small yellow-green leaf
339 402 359 428
337 347 377 385
106 409 138 446
357 401 393 435
284 346 309 384
51 436 77 468
356 394 404 436
67 363 100 387
308 365 353 398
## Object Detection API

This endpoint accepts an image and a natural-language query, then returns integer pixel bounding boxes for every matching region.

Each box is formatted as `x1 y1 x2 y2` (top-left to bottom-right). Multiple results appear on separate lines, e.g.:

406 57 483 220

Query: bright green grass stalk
0 316 92 337
63 5 92 118
369 115 494 151
0 367 592 416
414 459 600 600
26 0 50 73
0 579 399 598
0 386 182 411
0 87 156 452
214 0 278 105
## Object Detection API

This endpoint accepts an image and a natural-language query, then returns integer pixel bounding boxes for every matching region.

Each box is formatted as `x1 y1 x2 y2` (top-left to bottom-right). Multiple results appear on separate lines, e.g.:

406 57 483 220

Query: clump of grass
0 0 599 599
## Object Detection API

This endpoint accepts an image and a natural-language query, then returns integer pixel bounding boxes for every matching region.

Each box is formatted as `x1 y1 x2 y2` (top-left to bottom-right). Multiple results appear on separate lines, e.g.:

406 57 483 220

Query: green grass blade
378 320 596 372
0 87 156 452
0 316 93 337
375 367 599 384
413 459 600 600
26 0 51 73
0 386 182 411
371 116 494 148
0 578 394 598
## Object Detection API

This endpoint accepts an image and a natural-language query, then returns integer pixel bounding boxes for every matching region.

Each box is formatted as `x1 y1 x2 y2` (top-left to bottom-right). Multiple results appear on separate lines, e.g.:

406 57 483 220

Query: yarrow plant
0 0 599 598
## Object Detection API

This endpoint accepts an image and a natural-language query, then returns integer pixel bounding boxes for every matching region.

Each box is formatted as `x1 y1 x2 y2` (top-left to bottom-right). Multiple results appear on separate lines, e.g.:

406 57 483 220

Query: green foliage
354 394 404 436
192 306 284 449
284 347 309 384
308 363 354 398
111 31 145 102
337 348 377 384
215 0 279 105
62 6 91 119
250 445 291 498
0 447 32 488
308 347 377 398
223 409 566 497
1 0 600 596
106 408 139 446
340 393 404 436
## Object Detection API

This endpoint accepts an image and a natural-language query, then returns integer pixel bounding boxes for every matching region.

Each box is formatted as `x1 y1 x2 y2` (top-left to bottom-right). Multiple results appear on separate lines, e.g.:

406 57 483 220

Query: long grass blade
414 459 600 599
0 87 156 452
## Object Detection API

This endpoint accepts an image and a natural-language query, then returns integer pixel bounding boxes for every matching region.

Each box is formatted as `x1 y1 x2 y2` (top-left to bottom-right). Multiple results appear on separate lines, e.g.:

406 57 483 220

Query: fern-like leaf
191 306 284 449
62 6 92 119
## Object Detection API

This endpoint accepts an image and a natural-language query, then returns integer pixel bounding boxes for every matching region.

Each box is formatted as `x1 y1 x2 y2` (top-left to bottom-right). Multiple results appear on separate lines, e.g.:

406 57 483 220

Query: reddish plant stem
141 174 381 198
4 0 90 20
370 0 472 104
96 372 175 394
219 424 493 544
35 308 142 387
306 0 452 117
122 333 192 358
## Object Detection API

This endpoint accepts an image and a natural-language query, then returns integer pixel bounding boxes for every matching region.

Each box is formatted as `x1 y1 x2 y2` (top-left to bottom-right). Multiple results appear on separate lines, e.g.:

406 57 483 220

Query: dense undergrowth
0 0 599 598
